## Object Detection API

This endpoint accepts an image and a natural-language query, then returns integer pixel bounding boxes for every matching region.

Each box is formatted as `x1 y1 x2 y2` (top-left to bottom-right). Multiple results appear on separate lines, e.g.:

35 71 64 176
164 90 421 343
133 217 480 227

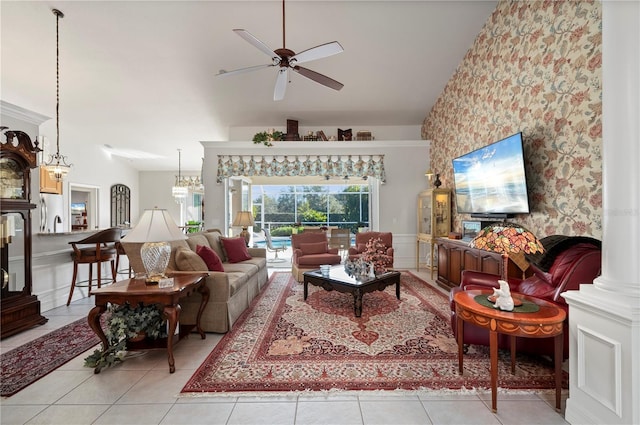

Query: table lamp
232 211 254 246
122 208 187 283
469 221 544 281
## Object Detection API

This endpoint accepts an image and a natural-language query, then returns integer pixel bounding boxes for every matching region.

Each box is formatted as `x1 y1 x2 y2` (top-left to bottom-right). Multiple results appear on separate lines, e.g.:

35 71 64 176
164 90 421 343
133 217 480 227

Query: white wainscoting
32 249 127 312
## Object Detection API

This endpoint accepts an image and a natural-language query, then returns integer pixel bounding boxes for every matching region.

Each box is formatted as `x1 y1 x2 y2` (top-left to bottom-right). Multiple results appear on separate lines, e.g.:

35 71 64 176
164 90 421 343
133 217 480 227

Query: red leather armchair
291 232 342 282
449 235 601 359
347 231 394 266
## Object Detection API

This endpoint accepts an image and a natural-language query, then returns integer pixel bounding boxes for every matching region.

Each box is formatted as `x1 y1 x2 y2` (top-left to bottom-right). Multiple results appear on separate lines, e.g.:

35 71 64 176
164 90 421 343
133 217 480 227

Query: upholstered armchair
291 232 342 282
449 235 602 359
347 231 394 267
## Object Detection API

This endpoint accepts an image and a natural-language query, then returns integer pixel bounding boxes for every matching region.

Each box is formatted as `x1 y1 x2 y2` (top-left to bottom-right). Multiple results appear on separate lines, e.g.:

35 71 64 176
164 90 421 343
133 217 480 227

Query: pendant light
43 9 72 182
172 149 188 202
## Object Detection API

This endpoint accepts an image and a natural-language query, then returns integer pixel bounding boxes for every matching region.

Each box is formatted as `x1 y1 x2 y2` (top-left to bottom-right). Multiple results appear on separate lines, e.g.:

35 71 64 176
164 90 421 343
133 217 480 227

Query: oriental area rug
182 272 566 395
1 318 99 397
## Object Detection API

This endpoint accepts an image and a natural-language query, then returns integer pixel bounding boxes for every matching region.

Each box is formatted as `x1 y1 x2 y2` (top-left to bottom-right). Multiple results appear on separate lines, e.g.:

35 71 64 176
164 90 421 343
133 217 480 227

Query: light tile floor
0 268 568 425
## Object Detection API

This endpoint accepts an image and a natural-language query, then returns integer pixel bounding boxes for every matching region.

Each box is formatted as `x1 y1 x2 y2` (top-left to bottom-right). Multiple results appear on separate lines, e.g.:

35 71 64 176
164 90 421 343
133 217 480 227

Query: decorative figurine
492 280 515 311
368 262 375 277
433 173 442 188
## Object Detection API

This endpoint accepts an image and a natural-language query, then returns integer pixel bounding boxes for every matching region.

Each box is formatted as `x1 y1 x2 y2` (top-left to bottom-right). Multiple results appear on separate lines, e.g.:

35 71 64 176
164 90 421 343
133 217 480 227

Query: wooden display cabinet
416 188 451 278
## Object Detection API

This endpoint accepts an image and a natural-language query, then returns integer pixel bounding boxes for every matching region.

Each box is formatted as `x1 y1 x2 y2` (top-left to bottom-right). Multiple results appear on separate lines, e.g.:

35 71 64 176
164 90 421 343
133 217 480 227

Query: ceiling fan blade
290 41 344 65
216 64 273 77
292 66 344 91
274 67 289 101
233 29 280 63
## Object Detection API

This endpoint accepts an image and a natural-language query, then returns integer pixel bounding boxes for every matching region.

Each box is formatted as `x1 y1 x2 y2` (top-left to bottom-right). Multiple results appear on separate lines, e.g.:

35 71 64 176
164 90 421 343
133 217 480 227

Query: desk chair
67 227 121 305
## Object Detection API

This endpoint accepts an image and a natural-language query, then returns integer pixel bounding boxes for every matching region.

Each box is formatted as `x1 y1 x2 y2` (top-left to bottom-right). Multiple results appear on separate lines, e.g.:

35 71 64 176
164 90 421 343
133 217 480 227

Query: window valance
216 155 386 183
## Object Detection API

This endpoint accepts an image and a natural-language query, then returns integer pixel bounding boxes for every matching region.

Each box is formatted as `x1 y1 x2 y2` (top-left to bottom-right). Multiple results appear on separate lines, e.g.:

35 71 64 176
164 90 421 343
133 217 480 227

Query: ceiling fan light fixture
217 0 344 100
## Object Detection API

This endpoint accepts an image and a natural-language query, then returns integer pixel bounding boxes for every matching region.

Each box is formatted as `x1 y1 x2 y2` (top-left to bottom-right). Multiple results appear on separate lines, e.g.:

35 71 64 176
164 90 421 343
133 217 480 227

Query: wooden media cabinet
435 238 533 290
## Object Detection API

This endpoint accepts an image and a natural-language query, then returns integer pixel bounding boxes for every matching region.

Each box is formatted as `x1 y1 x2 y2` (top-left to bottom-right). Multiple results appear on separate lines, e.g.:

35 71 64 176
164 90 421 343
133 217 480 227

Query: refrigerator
39 193 65 233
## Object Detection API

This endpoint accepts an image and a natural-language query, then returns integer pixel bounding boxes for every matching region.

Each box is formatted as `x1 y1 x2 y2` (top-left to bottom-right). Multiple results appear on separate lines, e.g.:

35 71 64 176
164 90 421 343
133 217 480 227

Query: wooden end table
453 289 566 412
88 272 209 373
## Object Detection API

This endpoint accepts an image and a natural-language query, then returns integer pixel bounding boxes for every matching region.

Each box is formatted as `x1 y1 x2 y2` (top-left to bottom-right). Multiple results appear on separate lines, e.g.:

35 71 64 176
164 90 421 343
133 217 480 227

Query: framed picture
461 220 482 241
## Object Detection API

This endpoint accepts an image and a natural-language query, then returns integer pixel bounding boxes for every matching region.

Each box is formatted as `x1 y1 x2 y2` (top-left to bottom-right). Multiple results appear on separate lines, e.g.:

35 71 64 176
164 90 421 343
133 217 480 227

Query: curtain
216 155 386 183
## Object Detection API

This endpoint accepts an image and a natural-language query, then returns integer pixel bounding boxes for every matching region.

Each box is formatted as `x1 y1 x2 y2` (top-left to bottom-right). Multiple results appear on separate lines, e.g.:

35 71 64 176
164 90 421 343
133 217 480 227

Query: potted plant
84 303 167 370
253 129 284 147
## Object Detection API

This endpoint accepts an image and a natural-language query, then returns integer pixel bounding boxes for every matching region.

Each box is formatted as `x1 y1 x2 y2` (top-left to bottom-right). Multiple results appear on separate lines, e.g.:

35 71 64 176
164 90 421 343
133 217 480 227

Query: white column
562 1 640 424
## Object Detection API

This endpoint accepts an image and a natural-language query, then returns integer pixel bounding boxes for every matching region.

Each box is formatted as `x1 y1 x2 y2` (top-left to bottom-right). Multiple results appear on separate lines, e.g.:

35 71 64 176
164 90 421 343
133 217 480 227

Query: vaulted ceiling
1 1 497 171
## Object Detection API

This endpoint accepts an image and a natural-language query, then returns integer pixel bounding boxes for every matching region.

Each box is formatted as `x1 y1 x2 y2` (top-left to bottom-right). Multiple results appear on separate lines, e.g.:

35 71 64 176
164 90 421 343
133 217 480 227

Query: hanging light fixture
172 149 188 202
43 9 72 182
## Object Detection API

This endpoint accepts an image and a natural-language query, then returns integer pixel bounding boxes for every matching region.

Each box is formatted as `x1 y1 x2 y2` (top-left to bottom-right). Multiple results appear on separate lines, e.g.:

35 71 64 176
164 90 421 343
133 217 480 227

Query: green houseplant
253 130 284 147
84 303 167 370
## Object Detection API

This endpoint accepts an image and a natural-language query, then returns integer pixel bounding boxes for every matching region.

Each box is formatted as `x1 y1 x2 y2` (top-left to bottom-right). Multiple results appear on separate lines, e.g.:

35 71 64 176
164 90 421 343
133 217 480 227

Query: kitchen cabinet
40 167 62 194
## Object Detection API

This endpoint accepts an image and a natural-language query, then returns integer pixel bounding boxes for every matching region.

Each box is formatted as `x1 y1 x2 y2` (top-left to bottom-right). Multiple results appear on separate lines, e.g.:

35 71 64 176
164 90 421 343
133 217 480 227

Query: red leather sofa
449 235 601 359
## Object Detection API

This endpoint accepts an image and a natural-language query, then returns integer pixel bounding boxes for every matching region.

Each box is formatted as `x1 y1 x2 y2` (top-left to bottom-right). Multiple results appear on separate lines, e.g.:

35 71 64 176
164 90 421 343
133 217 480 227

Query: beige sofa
122 229 268 333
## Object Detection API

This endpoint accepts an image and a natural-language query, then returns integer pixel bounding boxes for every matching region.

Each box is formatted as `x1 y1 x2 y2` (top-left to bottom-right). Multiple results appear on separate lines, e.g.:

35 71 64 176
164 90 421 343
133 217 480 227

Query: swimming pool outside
253 236 291 249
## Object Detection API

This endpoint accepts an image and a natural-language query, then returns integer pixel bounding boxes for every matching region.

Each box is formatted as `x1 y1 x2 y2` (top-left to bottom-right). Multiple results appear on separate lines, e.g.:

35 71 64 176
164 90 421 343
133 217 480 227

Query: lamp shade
469 222 544 255
469 221 544 281
232 211 254 247
122 208 187 243
122 208 186 282
232 211 254 227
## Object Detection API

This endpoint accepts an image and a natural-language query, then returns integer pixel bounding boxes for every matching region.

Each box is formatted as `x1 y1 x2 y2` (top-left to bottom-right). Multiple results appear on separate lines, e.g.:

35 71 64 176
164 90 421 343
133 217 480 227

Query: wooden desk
88 272 209 373
453 289 565 412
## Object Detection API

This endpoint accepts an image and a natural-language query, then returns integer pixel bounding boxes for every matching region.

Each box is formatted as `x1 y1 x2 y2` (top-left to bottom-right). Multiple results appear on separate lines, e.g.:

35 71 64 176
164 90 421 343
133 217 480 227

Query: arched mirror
110 184 130 227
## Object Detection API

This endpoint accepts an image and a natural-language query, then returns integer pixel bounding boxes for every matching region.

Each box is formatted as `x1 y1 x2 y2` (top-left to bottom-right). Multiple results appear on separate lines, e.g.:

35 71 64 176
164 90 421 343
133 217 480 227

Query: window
252 184 369 233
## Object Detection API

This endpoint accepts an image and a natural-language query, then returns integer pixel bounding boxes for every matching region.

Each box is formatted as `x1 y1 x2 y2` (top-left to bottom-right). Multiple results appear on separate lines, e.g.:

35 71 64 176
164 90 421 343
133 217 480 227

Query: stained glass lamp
469 222 545 280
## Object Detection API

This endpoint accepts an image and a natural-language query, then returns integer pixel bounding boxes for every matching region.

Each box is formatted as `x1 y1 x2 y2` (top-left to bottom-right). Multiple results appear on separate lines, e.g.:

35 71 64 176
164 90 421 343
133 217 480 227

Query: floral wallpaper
422 0 602 239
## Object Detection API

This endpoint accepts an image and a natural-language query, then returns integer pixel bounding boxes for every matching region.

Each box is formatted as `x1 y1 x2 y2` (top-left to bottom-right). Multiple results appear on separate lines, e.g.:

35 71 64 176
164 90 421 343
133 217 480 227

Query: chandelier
43 9 72 182
172 151 204 202
172 149 188 202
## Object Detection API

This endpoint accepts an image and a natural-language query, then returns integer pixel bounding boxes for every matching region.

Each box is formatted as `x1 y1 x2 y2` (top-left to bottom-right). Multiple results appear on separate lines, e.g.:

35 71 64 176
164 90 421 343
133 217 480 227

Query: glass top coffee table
302 266 401 317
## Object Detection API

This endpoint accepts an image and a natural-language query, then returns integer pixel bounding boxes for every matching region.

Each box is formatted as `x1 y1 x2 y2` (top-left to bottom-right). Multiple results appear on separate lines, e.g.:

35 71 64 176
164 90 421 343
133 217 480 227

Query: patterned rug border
178 386 566 399
1 318 99 397
182 271 565 395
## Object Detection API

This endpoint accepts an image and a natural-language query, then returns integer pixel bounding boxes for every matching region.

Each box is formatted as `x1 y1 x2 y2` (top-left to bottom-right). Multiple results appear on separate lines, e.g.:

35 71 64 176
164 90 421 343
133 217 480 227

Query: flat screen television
452 132 530 218
71 202 86 214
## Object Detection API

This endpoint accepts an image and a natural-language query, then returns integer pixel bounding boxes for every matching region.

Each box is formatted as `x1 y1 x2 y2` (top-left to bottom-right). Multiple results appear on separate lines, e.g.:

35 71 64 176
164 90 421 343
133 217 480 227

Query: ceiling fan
216 0 344 101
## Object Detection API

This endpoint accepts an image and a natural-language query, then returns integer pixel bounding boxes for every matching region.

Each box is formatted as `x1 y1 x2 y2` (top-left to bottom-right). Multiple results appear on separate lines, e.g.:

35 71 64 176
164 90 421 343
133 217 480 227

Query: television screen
71 202 86 214
452 132 530 216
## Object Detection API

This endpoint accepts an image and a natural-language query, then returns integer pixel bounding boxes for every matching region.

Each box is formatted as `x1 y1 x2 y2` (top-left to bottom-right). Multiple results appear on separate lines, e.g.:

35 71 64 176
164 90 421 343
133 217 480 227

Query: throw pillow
175 247 207 271
196 244 224 272
220 236 252 263
299 241 328 255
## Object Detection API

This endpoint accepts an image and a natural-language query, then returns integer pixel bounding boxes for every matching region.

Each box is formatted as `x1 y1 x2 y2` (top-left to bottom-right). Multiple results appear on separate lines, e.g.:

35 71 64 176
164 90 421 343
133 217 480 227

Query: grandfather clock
1 127 47 339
